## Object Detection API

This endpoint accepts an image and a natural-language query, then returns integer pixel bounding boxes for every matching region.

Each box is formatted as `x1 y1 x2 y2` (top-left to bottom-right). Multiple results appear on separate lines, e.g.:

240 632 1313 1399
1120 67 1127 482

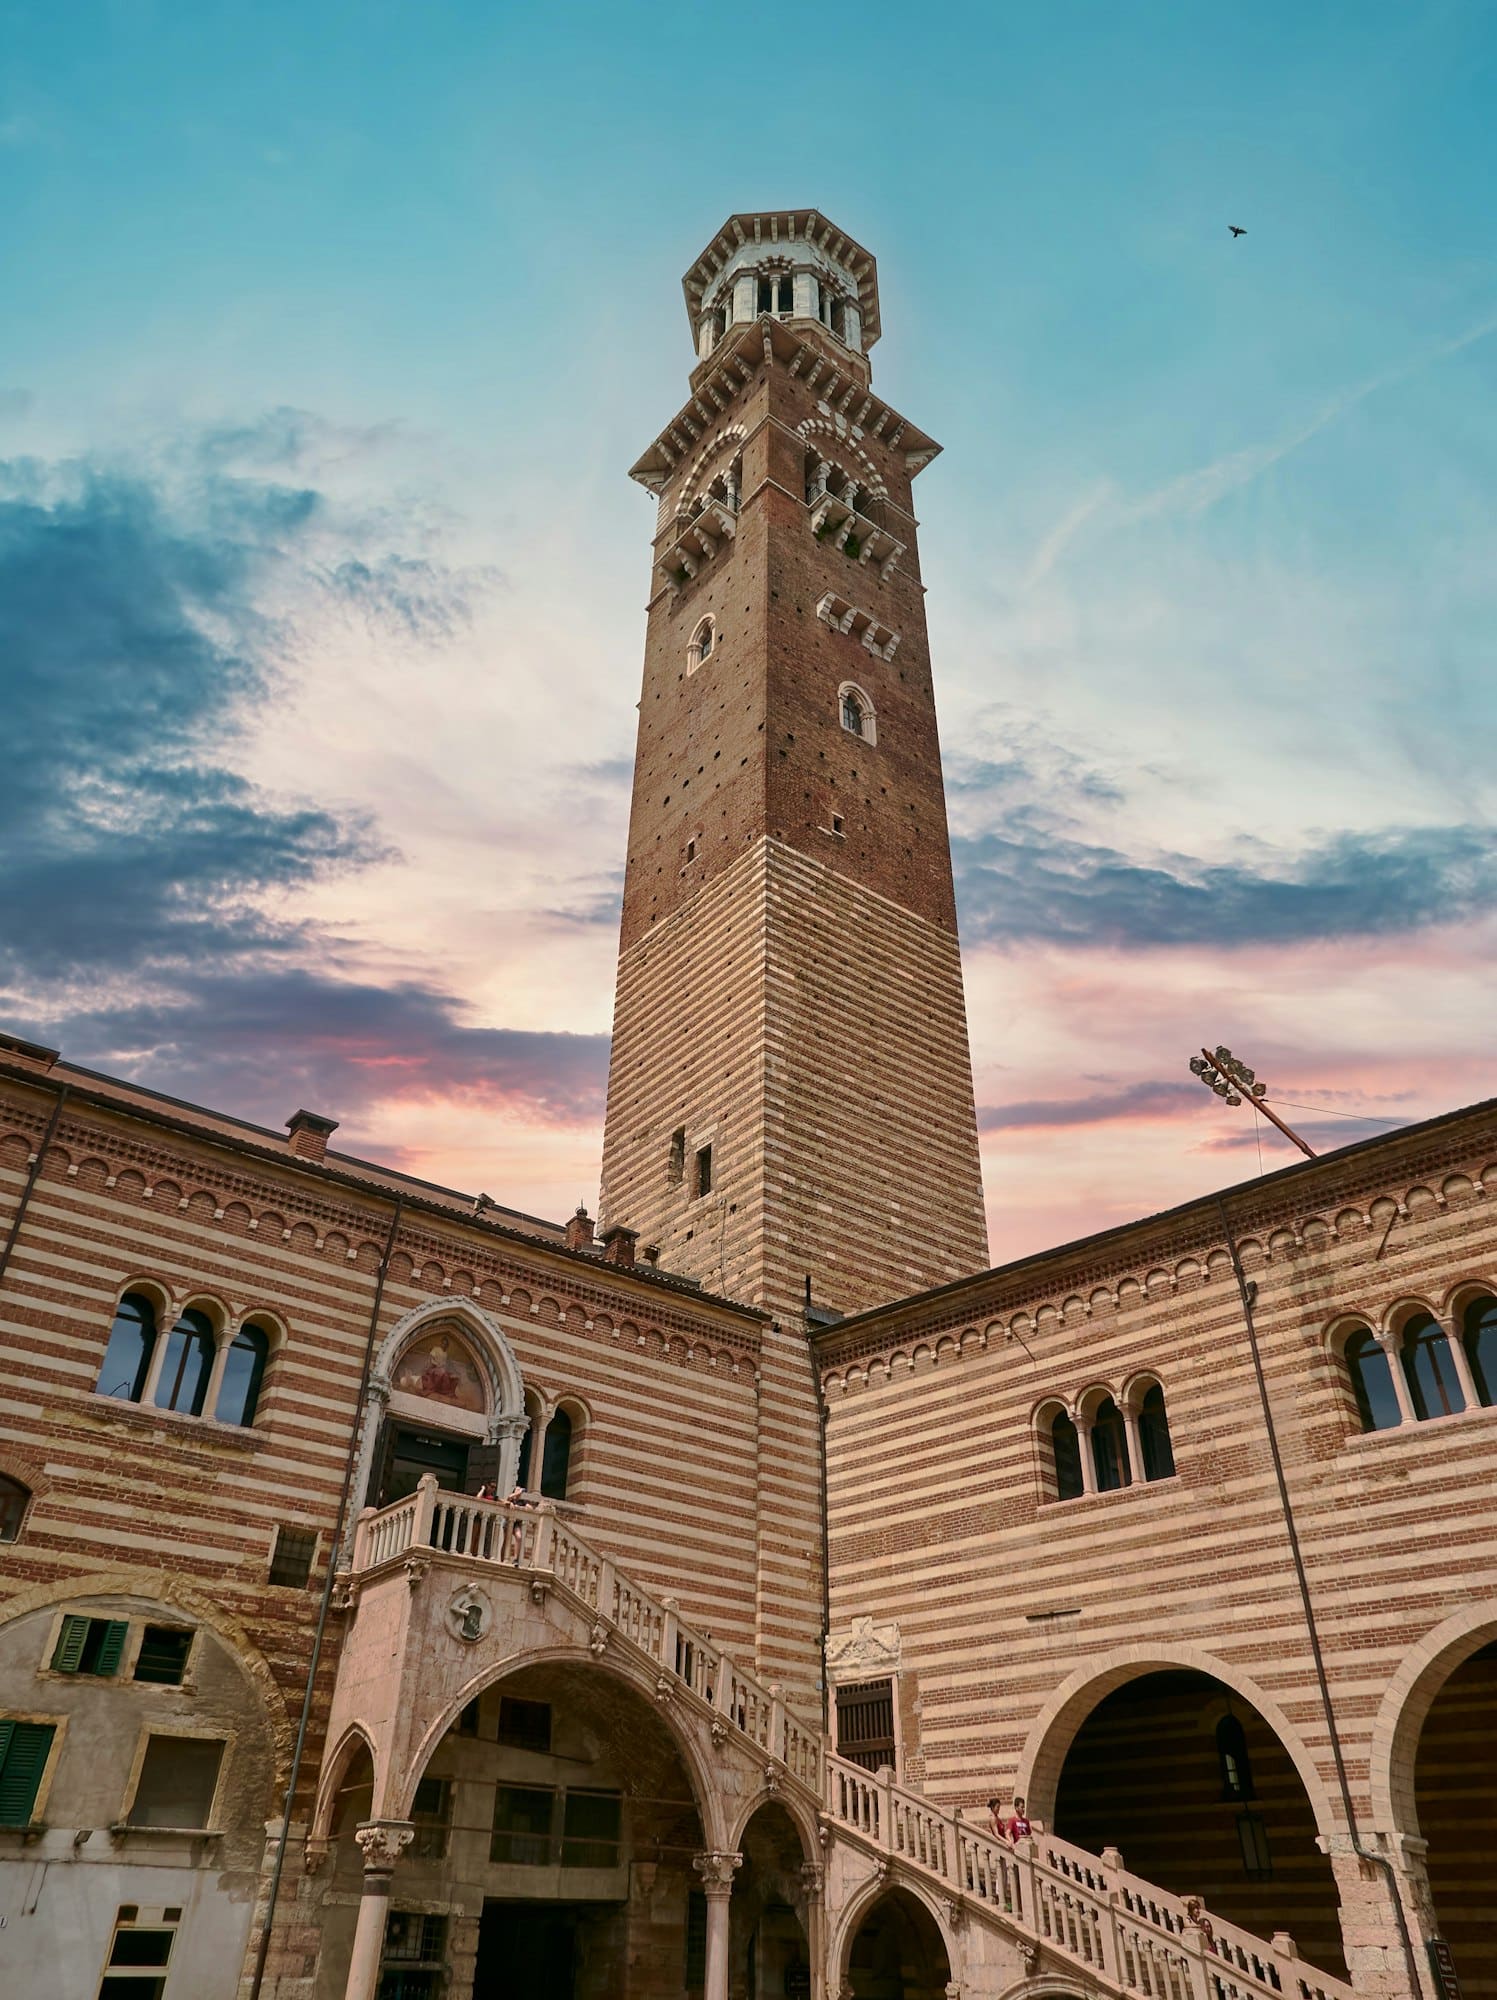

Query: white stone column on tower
732 271 756 323
694 1849 742 2000
343 1821 414 2000
698 314 716 360
793 268 818 320
844 301 863 351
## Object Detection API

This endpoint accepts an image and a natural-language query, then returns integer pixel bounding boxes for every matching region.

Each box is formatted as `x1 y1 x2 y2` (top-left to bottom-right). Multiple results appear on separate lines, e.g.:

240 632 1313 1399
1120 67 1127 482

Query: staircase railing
350 1482 822 1788
824 1753 1355 2000
350 1489 1354 2000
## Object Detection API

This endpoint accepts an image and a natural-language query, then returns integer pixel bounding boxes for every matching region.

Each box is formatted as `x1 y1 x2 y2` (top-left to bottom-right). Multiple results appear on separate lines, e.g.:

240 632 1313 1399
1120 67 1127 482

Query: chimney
564 1204 595 1254
286 1110 339 1162
0 1032 60 1073
599 1224 638 1269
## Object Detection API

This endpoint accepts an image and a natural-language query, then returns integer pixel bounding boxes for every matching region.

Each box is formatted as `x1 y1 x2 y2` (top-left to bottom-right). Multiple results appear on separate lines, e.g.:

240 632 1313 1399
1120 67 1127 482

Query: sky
2 0 1495 1266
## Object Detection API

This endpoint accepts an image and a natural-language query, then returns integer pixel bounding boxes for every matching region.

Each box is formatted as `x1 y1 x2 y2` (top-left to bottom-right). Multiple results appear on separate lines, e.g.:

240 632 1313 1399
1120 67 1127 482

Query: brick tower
601 208 987 1334
600 212 988 1697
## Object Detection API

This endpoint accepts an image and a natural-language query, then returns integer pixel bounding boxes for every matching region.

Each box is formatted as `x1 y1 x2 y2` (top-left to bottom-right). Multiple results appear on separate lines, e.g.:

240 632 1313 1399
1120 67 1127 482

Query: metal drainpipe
1213 1195 1425 2000
809 1332 832 1738
248 1194 405 2000
0 1084 70 1294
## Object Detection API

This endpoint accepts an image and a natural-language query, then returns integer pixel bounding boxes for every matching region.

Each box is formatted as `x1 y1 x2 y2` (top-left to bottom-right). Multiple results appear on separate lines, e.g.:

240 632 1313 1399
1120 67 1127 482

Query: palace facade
0 212 1492 2000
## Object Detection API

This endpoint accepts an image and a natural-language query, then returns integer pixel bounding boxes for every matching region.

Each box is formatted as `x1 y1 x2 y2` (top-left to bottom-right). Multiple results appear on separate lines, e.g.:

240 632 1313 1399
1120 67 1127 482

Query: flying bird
1229 225 1246 238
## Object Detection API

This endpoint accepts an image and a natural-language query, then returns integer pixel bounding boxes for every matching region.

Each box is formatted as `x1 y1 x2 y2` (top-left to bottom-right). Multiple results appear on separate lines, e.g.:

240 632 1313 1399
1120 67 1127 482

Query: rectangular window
695 1144 713 1198
409 1775 451 1859
99 1905 179 1999
379 1911 447 2000
561 1788 622 1869
685 1888 707 1990
133 1628 193 1687
52 1615 129 1678
490 1784 555 1866
835 1678 897 1774
125 1735 225 1829
496 1696 551 1754
268 1527 318 1590
0 1718 57 1827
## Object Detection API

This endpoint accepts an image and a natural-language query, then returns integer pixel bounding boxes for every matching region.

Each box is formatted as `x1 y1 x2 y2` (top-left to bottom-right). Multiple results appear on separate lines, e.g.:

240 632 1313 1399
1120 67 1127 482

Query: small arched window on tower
688 617 715 674
1344 1327 1400 1432
839 684 876 746
1050 1409 1085 1502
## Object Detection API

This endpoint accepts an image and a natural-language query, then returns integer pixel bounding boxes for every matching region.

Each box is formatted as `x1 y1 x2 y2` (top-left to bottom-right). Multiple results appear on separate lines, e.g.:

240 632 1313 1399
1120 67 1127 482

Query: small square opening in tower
831 813 845 837
694 1144 713 1198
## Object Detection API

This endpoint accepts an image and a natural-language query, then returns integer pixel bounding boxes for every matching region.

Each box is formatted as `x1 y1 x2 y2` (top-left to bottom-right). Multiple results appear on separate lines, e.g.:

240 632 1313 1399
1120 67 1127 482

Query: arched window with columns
1344 1327 1401 1432
1400 1312 1465 1420
1463 1294 1497 1406
1088 1396 1131 1493
1047 1407 1084 1502
1136 1383 1176 1482
153 1307 216 1416
95 1291 158 1402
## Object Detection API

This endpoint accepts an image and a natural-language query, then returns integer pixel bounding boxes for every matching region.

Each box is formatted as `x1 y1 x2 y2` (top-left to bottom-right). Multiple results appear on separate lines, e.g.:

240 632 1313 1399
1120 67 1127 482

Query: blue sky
3 1 1495 1259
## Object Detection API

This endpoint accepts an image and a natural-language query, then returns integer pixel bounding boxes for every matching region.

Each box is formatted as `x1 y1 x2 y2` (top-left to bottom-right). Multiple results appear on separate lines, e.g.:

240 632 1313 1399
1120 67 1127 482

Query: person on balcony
1005 1797 1032 1843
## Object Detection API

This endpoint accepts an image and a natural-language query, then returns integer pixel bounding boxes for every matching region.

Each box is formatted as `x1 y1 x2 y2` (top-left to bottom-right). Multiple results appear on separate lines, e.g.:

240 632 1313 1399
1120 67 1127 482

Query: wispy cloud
978 1080 1200 1131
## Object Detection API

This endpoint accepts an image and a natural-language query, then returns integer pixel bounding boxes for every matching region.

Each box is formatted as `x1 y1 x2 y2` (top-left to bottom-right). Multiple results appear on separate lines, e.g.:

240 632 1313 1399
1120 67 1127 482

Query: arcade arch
837 1883 953 2000
1032 1661 1344 1978
1371 1604 1497 2000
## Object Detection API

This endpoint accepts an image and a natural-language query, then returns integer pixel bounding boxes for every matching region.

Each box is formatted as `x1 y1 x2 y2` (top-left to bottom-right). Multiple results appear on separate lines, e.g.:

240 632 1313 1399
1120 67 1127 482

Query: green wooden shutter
51 1615 90 1673
0 1721 56 1825
94 1621 129 1677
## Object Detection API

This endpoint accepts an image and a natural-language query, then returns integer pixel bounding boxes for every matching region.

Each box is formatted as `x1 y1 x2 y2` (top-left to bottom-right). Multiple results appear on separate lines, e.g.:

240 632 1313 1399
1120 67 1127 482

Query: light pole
1187 1046 1316 1160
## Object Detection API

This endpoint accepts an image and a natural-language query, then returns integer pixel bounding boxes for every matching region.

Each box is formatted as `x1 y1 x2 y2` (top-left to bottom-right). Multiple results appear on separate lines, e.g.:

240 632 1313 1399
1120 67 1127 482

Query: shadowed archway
1053 1668 1345 1977
843 1886 952 2000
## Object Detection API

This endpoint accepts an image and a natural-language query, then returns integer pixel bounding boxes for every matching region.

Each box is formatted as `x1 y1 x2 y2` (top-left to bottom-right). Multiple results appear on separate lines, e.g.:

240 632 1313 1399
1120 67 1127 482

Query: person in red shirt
1005 1797 1033 1842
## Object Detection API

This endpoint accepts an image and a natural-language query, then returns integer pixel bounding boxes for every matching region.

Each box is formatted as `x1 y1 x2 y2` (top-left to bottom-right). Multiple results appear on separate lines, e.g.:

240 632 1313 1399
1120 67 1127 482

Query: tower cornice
628 316 939 494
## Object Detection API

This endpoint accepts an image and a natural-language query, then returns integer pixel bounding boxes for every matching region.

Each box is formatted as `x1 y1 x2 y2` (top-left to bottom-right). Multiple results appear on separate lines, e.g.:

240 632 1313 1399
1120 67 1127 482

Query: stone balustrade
348 1490 1354 2000
823 1754 1356 2000
350 1483 821 1791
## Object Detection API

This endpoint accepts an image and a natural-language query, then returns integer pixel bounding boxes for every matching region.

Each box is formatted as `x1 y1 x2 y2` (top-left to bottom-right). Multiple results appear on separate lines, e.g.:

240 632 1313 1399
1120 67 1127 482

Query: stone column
1075 1414 1098 1496
800 1860 825 2000
698 313 716 360
1438 1317 1480 1413
844 302 863 352
1321 1833 1429 2000
732 272 756 324
490 1413 529 1495
793 269 818 320
1122 1405 1145 1484
1376 1332 1418 1425
344 1820 414 2000
694 1850 742 2000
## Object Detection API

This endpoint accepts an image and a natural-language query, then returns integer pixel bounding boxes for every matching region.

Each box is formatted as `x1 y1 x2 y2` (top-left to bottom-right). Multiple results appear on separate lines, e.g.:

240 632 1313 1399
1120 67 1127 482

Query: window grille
133 1627 193 1686
269 1527 318 1589
836 1678 896 1773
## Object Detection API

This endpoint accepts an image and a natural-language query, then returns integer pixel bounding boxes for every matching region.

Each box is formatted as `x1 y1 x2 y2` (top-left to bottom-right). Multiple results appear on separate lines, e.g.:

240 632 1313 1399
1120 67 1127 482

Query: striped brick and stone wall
814 1099 1497 1997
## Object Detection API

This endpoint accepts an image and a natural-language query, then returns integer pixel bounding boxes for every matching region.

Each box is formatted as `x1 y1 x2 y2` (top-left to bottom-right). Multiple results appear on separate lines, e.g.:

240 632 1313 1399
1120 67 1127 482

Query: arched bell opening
1413 1637 1497 1997
729 1801 814 2000
379 1659 708 2000
1053 1669 1345 1977
842 1885 952 2000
